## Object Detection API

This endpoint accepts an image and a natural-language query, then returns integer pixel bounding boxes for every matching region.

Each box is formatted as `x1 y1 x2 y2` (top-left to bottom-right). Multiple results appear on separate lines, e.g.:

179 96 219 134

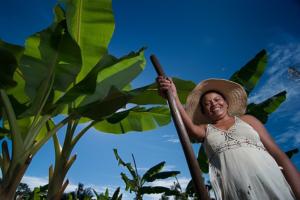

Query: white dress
203 116 295 200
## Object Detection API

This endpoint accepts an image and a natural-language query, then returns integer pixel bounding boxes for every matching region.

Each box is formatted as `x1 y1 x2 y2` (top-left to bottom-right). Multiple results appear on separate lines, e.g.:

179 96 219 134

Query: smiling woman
157 76 300 200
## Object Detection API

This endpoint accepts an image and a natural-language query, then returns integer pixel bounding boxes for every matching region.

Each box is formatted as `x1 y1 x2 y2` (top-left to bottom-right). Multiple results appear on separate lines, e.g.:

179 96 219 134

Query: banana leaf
129 77 196 105
145 171 180 182
247 91 286 124
53 54 117 106
197 145 209 173
0 40 28 104
65 0 115 82
230 49 267 94
75 87 129 120
19 19 82 116
140 186 176 195
79 49 146 107
94 106 170 134
0 46 18 89
141 161 165 183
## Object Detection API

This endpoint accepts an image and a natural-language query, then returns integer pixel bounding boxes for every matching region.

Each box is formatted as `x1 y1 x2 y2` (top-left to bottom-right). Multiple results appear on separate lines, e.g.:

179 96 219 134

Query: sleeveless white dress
203 116 295 200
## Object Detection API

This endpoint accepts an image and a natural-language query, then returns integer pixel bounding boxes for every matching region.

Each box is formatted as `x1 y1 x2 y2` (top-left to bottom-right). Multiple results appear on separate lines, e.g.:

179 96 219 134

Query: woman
157 76 300 200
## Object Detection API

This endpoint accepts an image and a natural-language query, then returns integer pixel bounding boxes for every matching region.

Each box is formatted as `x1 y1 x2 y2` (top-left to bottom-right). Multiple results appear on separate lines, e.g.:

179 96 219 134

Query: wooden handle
150 54 166 77
150 54 210 200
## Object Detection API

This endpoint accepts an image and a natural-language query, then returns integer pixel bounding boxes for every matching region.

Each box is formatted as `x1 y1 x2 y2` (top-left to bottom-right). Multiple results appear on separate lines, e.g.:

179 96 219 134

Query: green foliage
0 0 160 199
285 148 299 159
95 106 171 134
247 91 286 123
65 0 115 82
229 49 267 94
197 145 208 174
129 78 196 105
0 44 19 89
113 149 180 199
15 183 31 200
93 187 122 200
29 184 48 200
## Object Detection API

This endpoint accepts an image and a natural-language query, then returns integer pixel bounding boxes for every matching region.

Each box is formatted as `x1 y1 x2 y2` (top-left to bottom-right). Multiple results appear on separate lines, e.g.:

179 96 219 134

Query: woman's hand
156 76 178 99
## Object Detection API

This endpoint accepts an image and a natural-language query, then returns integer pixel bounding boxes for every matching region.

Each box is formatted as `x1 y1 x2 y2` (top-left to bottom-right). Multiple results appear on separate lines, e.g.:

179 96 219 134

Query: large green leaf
247 91 286 124
145 171 180 182
65 0 115 82
0 40 28 103
20 20 82 116
53 54 117 108
7 69 29 105
0 40 24 62
0 95 28 119
76 87 130 120
230 49 267 94
197 144 209 173
140 186 176 195
9 95 29 117
0 47 18 89
79 49 146 107
129 78 196 105
141 161 165 183
94 106 171 134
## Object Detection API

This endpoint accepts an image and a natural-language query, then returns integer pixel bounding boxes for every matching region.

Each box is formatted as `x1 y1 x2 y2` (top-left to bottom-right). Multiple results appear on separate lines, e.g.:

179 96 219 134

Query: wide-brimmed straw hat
185 79 248 125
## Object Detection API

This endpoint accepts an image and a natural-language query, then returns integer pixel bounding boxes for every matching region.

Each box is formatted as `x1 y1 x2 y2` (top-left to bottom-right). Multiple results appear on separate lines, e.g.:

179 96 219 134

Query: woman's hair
199 90 227 114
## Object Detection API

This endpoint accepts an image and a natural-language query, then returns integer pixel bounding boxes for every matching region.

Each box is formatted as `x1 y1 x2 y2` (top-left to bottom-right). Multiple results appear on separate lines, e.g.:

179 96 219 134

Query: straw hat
185 79 248 125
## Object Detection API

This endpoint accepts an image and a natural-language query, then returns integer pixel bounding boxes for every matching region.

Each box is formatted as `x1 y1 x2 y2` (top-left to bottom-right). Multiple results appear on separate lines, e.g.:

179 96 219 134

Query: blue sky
1 0 300 199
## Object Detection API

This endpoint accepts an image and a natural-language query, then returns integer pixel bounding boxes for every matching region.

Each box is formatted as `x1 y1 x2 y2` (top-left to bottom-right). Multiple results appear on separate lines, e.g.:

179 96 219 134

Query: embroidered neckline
209 116 237 133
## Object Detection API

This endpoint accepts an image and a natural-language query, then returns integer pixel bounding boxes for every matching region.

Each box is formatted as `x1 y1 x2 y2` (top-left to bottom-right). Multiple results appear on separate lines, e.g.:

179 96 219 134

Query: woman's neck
212 114 233 125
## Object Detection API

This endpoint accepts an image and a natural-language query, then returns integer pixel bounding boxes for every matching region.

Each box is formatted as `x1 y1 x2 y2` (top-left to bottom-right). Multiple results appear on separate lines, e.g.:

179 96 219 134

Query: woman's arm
156 76 206 141
241 114 300 199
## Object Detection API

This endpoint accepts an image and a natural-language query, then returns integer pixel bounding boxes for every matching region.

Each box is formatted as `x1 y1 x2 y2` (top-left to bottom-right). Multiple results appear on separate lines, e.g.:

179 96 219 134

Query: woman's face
201 92 229 120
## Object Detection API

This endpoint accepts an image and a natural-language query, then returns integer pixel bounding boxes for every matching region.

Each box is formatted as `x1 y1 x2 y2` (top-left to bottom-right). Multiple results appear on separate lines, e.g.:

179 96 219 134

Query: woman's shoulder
239 114 264 130
239 114 260 123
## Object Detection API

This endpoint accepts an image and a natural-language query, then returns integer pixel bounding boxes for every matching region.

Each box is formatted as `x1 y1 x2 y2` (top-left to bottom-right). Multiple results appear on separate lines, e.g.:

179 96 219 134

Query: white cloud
163 165 177 171
275 128 300 147
291 111 300 123
162 134 180 143
21 176 120 196
21 176 49 190
167 138 180 143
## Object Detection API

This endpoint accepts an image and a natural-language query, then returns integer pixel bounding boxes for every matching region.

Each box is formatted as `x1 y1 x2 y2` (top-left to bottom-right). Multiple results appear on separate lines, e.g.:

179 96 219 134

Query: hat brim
185 79 247 125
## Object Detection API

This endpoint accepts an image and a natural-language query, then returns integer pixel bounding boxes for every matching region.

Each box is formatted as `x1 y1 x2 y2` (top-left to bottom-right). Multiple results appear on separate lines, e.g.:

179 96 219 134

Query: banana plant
93 187 123 200
113 149 180 200
0 1 171 199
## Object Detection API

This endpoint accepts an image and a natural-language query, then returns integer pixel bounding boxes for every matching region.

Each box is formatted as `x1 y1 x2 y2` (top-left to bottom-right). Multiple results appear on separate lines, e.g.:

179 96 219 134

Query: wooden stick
151 54 210 200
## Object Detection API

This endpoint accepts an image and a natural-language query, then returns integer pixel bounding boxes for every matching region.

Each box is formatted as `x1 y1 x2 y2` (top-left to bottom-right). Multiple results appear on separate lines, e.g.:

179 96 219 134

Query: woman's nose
211 100 217 105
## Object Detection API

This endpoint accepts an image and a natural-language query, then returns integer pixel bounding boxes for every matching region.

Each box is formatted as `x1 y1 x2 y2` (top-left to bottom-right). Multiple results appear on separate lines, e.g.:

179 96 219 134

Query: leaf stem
71 120 96 147
0 89 24 158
